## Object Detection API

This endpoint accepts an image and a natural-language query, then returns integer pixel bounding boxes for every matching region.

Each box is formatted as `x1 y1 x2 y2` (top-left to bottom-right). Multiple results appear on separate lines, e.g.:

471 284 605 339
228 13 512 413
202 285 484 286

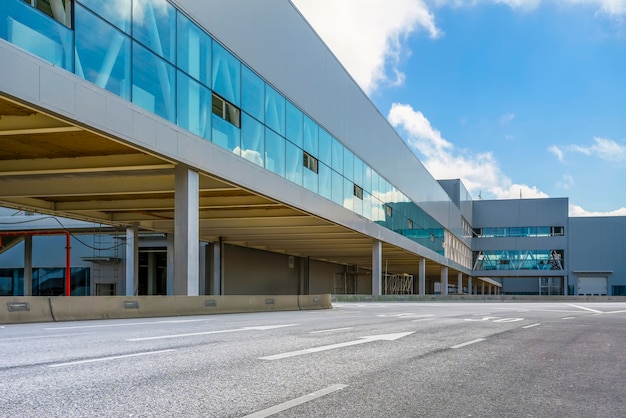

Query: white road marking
310 327 353 334
259 332 414 361
243 384 348 418
522 323 541 329
566 304 603 314
126 324 298 341
606 310 626 314
48 349 175 368
562 317 575 320
46 318 214 330
412 318 435 322
0 332 95 341
450 338 486 349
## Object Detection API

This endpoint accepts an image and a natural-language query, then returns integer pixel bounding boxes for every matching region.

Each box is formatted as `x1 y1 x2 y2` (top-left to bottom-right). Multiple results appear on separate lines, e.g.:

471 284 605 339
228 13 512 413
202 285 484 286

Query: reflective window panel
77 0 130 33
240 113 264 167
242 65 264 122
285 140 303 186
132 41 176 122
212 42 241 106
132 0 176 63
177 12 211 86
177 71 211 139
285 101 303 148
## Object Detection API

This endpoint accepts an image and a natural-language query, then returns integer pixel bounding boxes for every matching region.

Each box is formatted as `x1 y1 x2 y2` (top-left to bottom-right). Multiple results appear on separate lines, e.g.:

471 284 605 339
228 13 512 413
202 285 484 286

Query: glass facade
0 0 448 256
473 250 565 271
0 267 90 296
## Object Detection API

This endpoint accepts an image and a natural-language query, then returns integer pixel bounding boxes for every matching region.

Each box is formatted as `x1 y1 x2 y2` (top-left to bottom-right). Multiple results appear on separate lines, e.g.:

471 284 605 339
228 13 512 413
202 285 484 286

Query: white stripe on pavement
450 338 486 349
522 323 541 329
49 349 176 368
243 384 348 418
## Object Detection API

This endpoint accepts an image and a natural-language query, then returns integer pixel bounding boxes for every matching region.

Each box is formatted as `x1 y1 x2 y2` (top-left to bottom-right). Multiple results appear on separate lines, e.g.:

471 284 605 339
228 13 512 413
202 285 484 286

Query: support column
174 165 199 296
166 233 175 295
210 238 223 295
199 242 207 295
147 252 156 295
23 235 33 296
441 266 448 296
457 272 463 294
481 280 485 295
372 239 382 296
125 223 138 296
468 276 473 295
419 258 426 296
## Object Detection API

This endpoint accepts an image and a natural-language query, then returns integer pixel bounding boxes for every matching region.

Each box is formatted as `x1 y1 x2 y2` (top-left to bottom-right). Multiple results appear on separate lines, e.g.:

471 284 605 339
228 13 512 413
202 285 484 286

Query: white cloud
556 173 575 189
388 103 549 200
291 0 441 94
554 137 626 162
499 113 516 125
569 204 626 216
436 0 626 16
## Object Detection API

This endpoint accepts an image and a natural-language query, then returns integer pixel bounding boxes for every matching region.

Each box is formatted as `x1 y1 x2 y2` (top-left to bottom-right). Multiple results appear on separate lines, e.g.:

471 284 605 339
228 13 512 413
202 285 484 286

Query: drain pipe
0 230 71 296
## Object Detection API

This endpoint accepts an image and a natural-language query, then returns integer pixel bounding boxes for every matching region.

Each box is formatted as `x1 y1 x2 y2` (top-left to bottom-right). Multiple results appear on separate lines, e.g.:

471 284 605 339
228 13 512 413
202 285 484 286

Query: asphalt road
1 302 625 417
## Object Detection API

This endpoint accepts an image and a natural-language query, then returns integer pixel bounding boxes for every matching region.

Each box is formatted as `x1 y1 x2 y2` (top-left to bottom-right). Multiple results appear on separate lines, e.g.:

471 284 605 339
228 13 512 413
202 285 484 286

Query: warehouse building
0 0 624 297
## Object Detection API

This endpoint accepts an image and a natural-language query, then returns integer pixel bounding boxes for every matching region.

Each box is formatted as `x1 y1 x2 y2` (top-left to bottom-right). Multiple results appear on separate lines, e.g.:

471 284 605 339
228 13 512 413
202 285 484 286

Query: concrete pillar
372 239 382 295
125 223 138 296
441 266 448 296
419 258 426 296
166 233 175 295
468 276 473 295
210 238 223 295
481 280 485 295
457 272 463 294
147 252 156 295
174 165 199 296
23 235 32 296
199 242 207 295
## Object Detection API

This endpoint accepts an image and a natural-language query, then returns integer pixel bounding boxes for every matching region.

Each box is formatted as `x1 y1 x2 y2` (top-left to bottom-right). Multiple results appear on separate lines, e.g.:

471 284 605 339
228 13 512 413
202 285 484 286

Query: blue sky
293 0 626 216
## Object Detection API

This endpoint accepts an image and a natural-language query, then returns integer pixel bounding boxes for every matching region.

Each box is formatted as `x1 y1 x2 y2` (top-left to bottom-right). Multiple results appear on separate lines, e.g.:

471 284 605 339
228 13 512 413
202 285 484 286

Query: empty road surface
1 301 625 417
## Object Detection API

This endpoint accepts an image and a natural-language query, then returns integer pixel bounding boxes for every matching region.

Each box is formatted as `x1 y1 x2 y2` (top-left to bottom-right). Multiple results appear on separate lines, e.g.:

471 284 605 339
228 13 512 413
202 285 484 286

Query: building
0 0 624 297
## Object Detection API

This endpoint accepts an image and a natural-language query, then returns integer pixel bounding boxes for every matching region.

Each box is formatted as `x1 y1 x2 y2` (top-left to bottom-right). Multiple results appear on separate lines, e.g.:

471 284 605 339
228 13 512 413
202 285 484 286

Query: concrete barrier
0 294 333 324
299 294 332 310
0 297 54 324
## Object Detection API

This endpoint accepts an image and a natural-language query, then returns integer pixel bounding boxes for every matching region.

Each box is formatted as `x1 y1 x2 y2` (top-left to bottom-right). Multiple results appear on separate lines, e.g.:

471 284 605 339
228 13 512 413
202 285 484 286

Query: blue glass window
303 158 318 193
75 5 130 100
212 42 241 106
303 116 318 156
177 71 211 139
343 178 353 211
177 12 211 86
285 141 303 186
132 41 175 122
331 137 343 174
318 163 332 200
241 113 264 167
363 192 372 220
363 164 373 194
343 149 354 181
265 128 285 177
265 86 285 136
242 66 264 122
318 128 332 166
78 0 131 33
212 113 240 153
331 170 343 206
354 156 364 187
132 0 176 63
1 0 73 70
285 102 303 148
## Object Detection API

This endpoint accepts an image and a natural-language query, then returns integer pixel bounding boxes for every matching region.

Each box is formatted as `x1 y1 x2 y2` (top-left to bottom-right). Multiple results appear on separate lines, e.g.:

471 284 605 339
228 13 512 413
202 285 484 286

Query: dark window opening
353 184 363 200
212 93 241 128
303 152 318 173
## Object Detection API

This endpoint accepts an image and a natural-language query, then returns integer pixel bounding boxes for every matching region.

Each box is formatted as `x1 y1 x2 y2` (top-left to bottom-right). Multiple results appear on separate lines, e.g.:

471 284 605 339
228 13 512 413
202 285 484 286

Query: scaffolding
383 273 414 295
